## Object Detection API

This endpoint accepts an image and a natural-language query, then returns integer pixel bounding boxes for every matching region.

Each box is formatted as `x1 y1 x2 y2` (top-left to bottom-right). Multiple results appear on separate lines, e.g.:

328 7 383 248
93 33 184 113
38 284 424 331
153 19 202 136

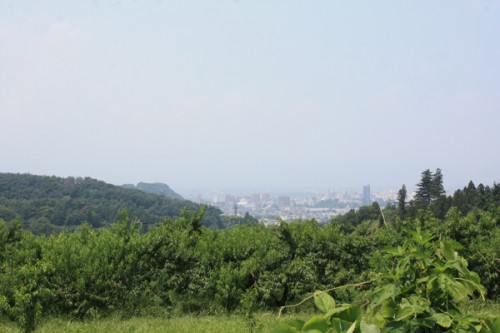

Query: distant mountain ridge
122 182 183 200
0 173 223 234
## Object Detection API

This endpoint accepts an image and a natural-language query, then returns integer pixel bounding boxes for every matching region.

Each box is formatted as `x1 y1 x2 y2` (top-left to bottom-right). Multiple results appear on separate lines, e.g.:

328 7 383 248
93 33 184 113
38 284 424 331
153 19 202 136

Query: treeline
1 204 498 332
333 169 500 231
0 173 223 233
398 168 500 219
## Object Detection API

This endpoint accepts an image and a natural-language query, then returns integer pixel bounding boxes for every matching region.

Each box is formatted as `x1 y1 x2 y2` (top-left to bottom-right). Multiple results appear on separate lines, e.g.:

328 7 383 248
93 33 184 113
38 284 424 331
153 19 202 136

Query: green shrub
273 228 498 333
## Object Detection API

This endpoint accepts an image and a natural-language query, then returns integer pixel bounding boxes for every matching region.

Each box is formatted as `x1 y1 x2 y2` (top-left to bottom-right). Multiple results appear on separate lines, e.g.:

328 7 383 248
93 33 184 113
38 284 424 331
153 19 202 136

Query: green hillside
0 173 222 234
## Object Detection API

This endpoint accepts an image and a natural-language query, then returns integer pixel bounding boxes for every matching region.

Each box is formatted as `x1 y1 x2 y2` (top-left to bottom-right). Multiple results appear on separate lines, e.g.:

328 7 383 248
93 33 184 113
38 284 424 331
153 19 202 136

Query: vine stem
277 279 376 318
493 258 500 273
379 205 388 227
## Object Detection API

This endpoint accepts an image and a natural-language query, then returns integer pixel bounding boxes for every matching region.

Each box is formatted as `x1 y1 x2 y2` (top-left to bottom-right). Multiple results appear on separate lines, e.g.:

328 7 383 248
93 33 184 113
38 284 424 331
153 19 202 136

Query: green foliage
274 228 498 333
431 168 446 199
0 313 311 333
410 168 448 216
0 173 223 233
397 185 407 217
366 228 488 332
414 169 434 208
0 225 54 332
220 212 260 228
451 182 500 215
272 290 364 333
406 170 500 220
331 203 382 232
0 173 499 333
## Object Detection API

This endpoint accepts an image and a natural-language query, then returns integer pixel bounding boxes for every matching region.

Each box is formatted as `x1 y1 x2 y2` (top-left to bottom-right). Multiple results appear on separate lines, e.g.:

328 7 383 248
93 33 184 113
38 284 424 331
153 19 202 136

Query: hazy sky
1 1 499 193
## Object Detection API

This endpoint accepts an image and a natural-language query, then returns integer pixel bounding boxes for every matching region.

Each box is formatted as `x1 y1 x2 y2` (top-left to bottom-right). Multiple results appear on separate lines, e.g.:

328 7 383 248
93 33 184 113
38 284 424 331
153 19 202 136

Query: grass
1 303 498 333
464 300 500 318
0 312 303 333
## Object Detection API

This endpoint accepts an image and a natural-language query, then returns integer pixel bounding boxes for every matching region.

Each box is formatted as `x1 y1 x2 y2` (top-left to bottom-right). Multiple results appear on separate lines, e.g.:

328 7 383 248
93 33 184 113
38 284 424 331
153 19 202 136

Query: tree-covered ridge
0 173 223 233
122 182 183 200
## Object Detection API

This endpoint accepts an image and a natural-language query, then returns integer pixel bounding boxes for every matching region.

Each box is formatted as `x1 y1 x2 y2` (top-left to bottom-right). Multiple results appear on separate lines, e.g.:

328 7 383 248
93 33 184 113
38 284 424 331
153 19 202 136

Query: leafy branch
277 280 375 318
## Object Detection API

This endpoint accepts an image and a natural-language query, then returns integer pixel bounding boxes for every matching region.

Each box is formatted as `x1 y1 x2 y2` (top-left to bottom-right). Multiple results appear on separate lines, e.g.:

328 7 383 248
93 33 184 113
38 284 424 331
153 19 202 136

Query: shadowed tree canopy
0 173 224 234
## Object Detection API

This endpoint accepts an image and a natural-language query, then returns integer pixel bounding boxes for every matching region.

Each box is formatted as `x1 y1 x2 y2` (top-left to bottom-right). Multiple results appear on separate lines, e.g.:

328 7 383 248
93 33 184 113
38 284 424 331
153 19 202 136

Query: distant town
184 185 401 225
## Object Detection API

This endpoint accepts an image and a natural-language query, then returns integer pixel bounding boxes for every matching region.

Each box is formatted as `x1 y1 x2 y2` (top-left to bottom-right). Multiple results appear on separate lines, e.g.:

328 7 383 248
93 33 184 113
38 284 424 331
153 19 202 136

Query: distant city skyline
187 184 398 224
1 1 499 192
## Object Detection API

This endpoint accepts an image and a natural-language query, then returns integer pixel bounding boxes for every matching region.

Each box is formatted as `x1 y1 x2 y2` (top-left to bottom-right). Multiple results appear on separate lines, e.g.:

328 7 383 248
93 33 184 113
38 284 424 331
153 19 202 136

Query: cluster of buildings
186 185 397 225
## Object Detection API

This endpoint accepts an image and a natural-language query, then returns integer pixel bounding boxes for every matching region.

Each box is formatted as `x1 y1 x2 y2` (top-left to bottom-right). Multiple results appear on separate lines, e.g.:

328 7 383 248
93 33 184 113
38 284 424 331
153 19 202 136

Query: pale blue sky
1 1 499 192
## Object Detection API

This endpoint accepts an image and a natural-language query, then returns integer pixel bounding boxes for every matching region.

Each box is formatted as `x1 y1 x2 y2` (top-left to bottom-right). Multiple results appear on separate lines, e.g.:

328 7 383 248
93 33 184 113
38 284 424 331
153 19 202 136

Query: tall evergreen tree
415 169 433 207
430 168 445 200
397 184 407 217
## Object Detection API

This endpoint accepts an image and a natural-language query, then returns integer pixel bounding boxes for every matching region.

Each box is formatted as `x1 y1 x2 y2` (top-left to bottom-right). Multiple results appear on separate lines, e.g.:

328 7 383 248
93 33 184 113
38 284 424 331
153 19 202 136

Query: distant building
250 194 261 204
362 185 371 206
233 201 238 216
225 194 235 204
261 193 271 202
195 195 203 204
212 194 225 204
278 196 291 206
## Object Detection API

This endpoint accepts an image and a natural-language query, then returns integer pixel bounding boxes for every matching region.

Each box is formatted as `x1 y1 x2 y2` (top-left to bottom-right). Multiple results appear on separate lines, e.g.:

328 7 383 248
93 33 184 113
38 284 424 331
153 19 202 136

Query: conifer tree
397 184 407 217
415 169 433 207
430 168 445 200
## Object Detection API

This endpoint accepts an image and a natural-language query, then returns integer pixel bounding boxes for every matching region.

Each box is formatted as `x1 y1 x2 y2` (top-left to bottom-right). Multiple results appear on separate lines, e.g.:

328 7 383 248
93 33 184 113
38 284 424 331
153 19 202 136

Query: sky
1 1 499 194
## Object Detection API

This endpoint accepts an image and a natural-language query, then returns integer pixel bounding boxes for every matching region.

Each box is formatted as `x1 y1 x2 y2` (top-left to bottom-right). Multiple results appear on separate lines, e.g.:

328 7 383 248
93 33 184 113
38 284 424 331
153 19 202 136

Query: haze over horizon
1 1 499 193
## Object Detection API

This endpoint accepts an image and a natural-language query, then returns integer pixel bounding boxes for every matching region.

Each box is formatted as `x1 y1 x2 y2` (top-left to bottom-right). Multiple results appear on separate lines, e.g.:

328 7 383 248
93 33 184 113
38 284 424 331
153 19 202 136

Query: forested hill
122 182 183 200
0 173 222 234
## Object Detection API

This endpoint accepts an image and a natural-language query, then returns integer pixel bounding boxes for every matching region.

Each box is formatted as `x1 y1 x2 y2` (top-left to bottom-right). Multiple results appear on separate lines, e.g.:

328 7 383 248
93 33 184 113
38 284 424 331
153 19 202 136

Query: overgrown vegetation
0 171 498 332
0 205 498 332
273 228 499 332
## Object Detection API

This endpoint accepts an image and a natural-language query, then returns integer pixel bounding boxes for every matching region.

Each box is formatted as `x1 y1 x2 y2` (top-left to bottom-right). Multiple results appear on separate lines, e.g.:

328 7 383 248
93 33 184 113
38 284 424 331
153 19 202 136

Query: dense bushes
273 228 498 332
0 205 498 332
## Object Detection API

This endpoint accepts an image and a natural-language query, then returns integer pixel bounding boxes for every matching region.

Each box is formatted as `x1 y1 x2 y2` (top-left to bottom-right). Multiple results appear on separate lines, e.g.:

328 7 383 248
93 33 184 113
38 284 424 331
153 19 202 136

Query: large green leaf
302 316 328 332
438 240 458 261
394 296 428 321
324 304 352 320
330 317 343 333
370 284 397 306
360 320 381 333
413 317 435 330
380 299 396 319
314 290 336 313
270 323 296 333
394 306 415 322
395 257 411 279
381 321 408 333
437 273 471 302
346 321 357 333
432 313 453 328
385 246 405 257
288 319 305 331
335 304 362 323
